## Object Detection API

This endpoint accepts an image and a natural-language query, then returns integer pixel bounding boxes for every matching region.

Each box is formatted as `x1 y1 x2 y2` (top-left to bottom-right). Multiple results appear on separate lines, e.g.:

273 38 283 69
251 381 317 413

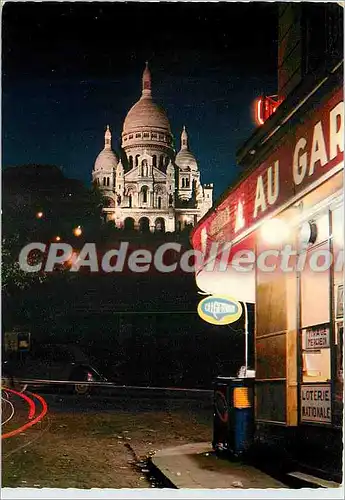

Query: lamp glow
73 226 82 237
260 218 290 244
55 236 61 242
36 212 43 219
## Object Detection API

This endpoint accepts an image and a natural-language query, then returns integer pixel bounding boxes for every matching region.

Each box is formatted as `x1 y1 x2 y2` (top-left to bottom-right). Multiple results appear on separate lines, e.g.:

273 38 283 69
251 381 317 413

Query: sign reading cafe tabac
194 88 344 250
198 295 243 325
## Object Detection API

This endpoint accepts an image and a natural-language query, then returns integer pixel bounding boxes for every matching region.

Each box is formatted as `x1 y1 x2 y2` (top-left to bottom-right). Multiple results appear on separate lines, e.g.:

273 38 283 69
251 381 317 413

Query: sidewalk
150 442 288 489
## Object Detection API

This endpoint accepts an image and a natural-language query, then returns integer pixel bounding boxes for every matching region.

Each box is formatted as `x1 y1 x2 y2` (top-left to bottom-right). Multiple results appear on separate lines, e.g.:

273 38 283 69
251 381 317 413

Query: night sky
2 1 278 199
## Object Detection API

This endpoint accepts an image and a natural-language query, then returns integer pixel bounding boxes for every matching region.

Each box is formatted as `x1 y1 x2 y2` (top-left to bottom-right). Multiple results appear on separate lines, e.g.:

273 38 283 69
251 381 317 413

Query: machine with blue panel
213 375 255 457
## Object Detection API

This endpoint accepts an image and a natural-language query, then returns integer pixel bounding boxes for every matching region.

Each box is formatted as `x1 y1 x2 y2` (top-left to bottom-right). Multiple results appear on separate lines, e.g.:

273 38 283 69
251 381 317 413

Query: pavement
150 442 288 489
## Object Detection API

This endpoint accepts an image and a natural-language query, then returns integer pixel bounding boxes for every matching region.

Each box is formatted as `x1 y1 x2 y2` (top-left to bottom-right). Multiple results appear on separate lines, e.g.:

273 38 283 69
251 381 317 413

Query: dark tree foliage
2 165 252 388
2 164 104 297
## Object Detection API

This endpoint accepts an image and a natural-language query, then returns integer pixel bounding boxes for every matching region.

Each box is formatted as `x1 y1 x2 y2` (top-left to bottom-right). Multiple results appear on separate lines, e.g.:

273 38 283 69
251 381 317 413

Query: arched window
139 217 150 233
152 155 157 167
181 178 185 188
155 218 165 232
159 155 164 168
129 156 133 168
129 194 132 208
107 177 110 186
169 194 173 206
103 177 106 186
142 186 148 204
141 159 148 177
135 155 140 167
158 196 162 209
124 217 135 231
186 177 190 188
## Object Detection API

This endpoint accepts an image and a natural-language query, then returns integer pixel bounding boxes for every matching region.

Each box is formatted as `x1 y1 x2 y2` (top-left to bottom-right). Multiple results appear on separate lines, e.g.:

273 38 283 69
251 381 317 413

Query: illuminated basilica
92 63 213 232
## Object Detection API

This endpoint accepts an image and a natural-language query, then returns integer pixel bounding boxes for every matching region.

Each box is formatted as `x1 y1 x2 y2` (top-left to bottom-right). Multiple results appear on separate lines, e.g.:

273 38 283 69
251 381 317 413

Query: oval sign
197 295 243 325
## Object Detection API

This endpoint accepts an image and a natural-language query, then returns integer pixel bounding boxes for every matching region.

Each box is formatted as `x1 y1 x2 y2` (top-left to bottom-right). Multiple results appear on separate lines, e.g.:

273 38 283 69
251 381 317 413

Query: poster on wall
300 384 332 424
302 324 330 350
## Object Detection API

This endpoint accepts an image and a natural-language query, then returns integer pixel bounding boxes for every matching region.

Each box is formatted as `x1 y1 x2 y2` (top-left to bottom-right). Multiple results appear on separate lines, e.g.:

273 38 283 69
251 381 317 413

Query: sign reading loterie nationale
300 384 332 424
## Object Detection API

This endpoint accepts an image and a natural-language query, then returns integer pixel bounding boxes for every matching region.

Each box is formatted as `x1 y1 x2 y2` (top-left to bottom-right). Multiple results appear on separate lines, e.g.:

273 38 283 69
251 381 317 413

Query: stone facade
92 63 213 232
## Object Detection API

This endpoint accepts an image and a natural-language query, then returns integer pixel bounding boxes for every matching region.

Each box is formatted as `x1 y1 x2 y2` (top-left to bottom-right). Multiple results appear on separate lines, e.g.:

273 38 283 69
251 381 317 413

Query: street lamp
73 226 82 237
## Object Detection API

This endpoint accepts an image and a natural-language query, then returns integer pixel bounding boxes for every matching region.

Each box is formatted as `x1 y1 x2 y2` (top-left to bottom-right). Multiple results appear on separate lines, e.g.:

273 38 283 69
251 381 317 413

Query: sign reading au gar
301 385 331 424
303 324 330 350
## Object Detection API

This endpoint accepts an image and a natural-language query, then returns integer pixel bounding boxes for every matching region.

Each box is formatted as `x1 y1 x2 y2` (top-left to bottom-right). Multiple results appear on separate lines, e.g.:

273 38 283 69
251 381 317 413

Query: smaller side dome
175 126 198 171
94 125 119 171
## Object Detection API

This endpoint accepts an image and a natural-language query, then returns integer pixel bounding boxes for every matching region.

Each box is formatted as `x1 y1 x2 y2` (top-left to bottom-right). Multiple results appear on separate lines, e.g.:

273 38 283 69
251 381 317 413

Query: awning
195 234 256 304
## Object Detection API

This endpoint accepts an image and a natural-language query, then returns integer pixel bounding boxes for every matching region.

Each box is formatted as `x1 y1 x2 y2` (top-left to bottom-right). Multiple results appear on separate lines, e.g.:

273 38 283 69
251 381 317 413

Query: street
2 388 213 489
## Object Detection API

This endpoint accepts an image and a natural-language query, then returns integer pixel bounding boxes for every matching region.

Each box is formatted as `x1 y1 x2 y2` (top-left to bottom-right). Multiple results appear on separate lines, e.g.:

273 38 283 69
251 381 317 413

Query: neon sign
255 95 282 125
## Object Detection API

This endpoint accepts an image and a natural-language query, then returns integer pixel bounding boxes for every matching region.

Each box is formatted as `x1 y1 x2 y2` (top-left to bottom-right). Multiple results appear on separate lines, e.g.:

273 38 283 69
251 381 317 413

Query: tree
2 164 104 299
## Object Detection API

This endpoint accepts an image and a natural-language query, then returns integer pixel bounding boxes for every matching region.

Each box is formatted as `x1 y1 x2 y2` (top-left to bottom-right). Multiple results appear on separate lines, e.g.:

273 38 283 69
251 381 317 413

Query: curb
147 456 178 489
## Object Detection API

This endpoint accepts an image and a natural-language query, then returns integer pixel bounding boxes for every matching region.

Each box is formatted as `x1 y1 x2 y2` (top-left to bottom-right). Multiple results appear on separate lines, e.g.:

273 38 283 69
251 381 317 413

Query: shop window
301 323 331 383
332 205 344 286
300 242 330 327
332 204 344 424
299 210 332 383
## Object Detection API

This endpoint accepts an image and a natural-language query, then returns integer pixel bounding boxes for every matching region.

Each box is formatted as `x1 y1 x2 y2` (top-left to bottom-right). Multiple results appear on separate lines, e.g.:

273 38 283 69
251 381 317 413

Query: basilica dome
94 126 118 171
123 98 171 133
175 149 198 171
122 63 172 149
94 148 118 171
175 126 198 171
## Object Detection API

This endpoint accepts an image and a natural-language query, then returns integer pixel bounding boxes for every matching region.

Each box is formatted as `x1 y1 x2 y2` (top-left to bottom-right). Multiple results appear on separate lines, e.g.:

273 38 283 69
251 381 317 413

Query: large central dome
123 97 171 132
122 63 172 150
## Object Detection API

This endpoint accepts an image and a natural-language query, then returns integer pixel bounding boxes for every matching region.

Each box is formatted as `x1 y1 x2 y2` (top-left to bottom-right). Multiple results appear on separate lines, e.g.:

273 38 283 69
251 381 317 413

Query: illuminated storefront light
260 218 290 244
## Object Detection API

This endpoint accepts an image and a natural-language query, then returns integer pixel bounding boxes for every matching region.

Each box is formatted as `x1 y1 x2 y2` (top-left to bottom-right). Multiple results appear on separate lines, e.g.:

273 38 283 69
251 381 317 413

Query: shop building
191 3 343 481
